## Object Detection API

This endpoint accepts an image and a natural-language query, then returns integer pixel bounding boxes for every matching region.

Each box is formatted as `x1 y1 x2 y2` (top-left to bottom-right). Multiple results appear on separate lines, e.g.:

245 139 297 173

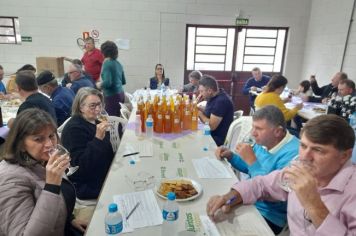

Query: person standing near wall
81 37 104 82
96 41 126 116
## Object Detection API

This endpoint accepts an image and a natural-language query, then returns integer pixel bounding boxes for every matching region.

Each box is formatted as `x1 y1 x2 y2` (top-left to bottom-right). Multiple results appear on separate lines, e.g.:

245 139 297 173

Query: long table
85 116 274 236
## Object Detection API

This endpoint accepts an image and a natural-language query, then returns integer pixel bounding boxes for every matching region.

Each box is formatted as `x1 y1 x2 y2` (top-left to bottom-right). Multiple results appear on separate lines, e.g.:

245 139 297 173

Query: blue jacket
51 86 75 126
229 133 299 227
0 81 6 94
70 76 94 94
242 75 270 107
149 77 169 89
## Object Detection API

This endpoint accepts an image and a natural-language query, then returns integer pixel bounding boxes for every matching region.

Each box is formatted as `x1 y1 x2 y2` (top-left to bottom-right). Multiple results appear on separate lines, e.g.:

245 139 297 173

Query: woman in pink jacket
0 109 86 236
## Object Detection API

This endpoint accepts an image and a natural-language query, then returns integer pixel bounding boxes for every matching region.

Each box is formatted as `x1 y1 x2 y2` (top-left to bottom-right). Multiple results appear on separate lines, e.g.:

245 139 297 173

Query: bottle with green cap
105 203 123 235
161 192 179 236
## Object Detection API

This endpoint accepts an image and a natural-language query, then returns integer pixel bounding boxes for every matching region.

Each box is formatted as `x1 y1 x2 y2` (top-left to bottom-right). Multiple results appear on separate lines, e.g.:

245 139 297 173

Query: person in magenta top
207 114 356 235
81 37 104 82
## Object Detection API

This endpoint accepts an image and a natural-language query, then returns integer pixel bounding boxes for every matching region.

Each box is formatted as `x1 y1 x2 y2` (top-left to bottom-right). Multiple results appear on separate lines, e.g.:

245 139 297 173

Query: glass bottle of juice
173 103 181 133
164 101 172 133
156 102 164 133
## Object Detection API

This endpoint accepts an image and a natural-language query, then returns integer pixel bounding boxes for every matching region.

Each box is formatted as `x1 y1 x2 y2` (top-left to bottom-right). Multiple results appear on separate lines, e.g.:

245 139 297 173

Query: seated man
37 70 75 126
66 63 94 94
308 72 347 103
198 75 233 146
327 79 356 121
8 70 57 128
216 105 299 234
242 67 270 111
182 70 202 93
207 114 356 235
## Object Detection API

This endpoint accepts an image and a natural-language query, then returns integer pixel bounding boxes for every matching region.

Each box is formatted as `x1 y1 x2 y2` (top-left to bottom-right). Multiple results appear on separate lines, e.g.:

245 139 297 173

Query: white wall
0 0 312 92
301 0 356 86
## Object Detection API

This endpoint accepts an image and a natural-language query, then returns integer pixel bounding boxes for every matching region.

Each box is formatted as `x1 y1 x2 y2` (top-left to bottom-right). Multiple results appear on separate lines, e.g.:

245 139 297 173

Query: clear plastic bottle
146 114 154 138
105 203 123 235
202 121 211 151
135 114 142 137
161 192 179 236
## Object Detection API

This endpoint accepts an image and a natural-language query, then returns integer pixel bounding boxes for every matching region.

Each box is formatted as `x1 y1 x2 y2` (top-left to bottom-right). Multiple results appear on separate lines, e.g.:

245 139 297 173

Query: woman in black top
61 87 114 200
149 63 170 89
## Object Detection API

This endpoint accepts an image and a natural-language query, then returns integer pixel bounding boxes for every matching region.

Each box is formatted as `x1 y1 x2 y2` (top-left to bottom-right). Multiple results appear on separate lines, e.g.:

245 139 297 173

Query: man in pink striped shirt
207 114 356 235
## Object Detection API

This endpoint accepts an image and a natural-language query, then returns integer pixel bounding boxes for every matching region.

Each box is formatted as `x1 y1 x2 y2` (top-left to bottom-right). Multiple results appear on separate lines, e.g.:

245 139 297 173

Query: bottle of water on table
162 192 179 236
146 114 154 139
202 121 211 151
105 203 123 235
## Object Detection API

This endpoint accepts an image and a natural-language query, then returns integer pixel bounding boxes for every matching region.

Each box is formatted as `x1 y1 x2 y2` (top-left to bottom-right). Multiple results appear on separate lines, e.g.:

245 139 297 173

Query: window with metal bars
0 16 21 44
186 25 288 73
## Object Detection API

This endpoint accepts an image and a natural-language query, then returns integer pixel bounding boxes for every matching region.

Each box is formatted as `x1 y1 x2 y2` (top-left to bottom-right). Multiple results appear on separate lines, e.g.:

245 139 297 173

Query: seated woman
61 87 114 200
0 108 86 235
149 64 169 89
292 80 313 101
255 75 303 122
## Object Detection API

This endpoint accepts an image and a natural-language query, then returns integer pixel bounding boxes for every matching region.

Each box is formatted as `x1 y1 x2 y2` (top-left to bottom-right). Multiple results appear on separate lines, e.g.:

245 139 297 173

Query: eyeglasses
156 68 163 71
84 102 102 110
68 70 78 74
125 171 156 191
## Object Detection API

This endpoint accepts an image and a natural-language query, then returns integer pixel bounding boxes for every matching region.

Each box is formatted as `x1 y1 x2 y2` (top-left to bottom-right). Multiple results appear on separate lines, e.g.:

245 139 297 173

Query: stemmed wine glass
49 144 79 176
97 109 109 123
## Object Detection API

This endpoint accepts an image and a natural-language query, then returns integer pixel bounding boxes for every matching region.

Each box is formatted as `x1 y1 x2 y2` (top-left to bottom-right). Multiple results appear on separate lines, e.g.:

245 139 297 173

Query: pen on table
225 196 237 205
126 202 141 220
123 152 139 157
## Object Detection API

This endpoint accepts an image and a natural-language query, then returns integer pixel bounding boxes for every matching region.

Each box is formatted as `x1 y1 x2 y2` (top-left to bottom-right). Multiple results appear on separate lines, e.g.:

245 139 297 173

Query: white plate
155 178 203 202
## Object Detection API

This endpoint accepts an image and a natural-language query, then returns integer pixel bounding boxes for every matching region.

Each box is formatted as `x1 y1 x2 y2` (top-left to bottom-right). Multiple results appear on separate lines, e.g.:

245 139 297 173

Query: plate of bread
156 178 202 202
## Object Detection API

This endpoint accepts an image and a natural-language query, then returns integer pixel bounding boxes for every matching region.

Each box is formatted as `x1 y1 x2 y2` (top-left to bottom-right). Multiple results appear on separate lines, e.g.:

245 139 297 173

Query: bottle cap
108 203 118 213
167 192 176 200
129 160 136 165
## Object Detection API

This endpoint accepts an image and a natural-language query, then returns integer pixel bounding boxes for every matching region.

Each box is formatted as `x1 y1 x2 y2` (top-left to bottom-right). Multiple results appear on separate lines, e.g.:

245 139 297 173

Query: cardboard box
36 57 64 78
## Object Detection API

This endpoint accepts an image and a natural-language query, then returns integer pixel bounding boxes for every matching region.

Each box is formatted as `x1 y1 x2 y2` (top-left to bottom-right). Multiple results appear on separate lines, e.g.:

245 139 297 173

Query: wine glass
97 109 109 123
49 144 79 176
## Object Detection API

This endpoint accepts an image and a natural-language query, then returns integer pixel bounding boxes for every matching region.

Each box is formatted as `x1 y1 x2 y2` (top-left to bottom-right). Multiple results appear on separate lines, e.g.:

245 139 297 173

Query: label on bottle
158 114 163 119
204 129 210 135
105 221 123 234
146 121 153 127
192 116 197 121
163 210 179 221
174 118 179 124
165 115 170 119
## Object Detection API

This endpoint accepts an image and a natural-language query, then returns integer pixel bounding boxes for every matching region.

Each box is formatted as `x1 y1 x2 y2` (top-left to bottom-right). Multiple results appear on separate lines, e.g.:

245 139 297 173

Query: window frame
0 16 21 44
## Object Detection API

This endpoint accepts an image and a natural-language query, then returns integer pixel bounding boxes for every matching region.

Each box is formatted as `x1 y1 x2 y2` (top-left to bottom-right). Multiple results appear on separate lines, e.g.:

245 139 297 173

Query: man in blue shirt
215 105 299 234
37 70 75 126
198 75 234 146
66 64 94 94
242 67 270 110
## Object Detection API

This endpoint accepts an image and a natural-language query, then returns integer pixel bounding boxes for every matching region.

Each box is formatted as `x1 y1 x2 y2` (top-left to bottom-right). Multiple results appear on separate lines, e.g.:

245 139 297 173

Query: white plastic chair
57 117 71 138
108 116 127 153
124 92 133 112
224 116 253 179
119 103 131 121
233 110 244 120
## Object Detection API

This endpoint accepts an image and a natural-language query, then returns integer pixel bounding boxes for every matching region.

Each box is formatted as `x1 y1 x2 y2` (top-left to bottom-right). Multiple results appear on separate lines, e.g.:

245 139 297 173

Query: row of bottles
136 94 199 134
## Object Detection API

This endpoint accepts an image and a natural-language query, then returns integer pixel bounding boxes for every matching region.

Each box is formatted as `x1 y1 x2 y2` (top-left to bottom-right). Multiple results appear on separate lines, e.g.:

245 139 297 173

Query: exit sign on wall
236 18 249 26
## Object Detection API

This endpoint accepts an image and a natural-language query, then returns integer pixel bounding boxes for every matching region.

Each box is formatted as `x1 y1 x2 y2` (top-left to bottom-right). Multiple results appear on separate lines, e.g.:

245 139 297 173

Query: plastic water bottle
162 192 179 236
160 83 166 95
202 122 211 151
135 114 142 137
105 203 123 235
146 114 154 138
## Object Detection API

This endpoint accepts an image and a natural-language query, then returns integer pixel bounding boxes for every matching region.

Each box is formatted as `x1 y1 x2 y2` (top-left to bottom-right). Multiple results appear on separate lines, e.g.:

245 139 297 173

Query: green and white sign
21 36 32 42
236 18 249 26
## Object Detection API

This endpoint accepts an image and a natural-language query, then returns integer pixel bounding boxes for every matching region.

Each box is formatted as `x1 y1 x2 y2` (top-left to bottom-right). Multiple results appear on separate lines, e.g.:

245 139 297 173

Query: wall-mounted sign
82 32 90 39
21 36 32 42
91 29 99 39
235 18 249 26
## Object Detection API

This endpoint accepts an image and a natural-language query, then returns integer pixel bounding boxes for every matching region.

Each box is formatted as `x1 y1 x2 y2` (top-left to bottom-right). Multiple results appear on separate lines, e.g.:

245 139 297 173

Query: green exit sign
236 18 249 26
21 36 32 42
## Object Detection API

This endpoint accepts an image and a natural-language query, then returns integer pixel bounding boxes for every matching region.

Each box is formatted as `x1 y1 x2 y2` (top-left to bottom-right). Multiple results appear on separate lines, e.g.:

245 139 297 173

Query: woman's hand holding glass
46 145 71 185
48 144 79 178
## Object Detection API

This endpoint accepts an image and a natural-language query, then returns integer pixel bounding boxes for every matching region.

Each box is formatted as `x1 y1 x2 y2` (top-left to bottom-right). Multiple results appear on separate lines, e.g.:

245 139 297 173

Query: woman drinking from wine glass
61 87 114 200
0 108 87 235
